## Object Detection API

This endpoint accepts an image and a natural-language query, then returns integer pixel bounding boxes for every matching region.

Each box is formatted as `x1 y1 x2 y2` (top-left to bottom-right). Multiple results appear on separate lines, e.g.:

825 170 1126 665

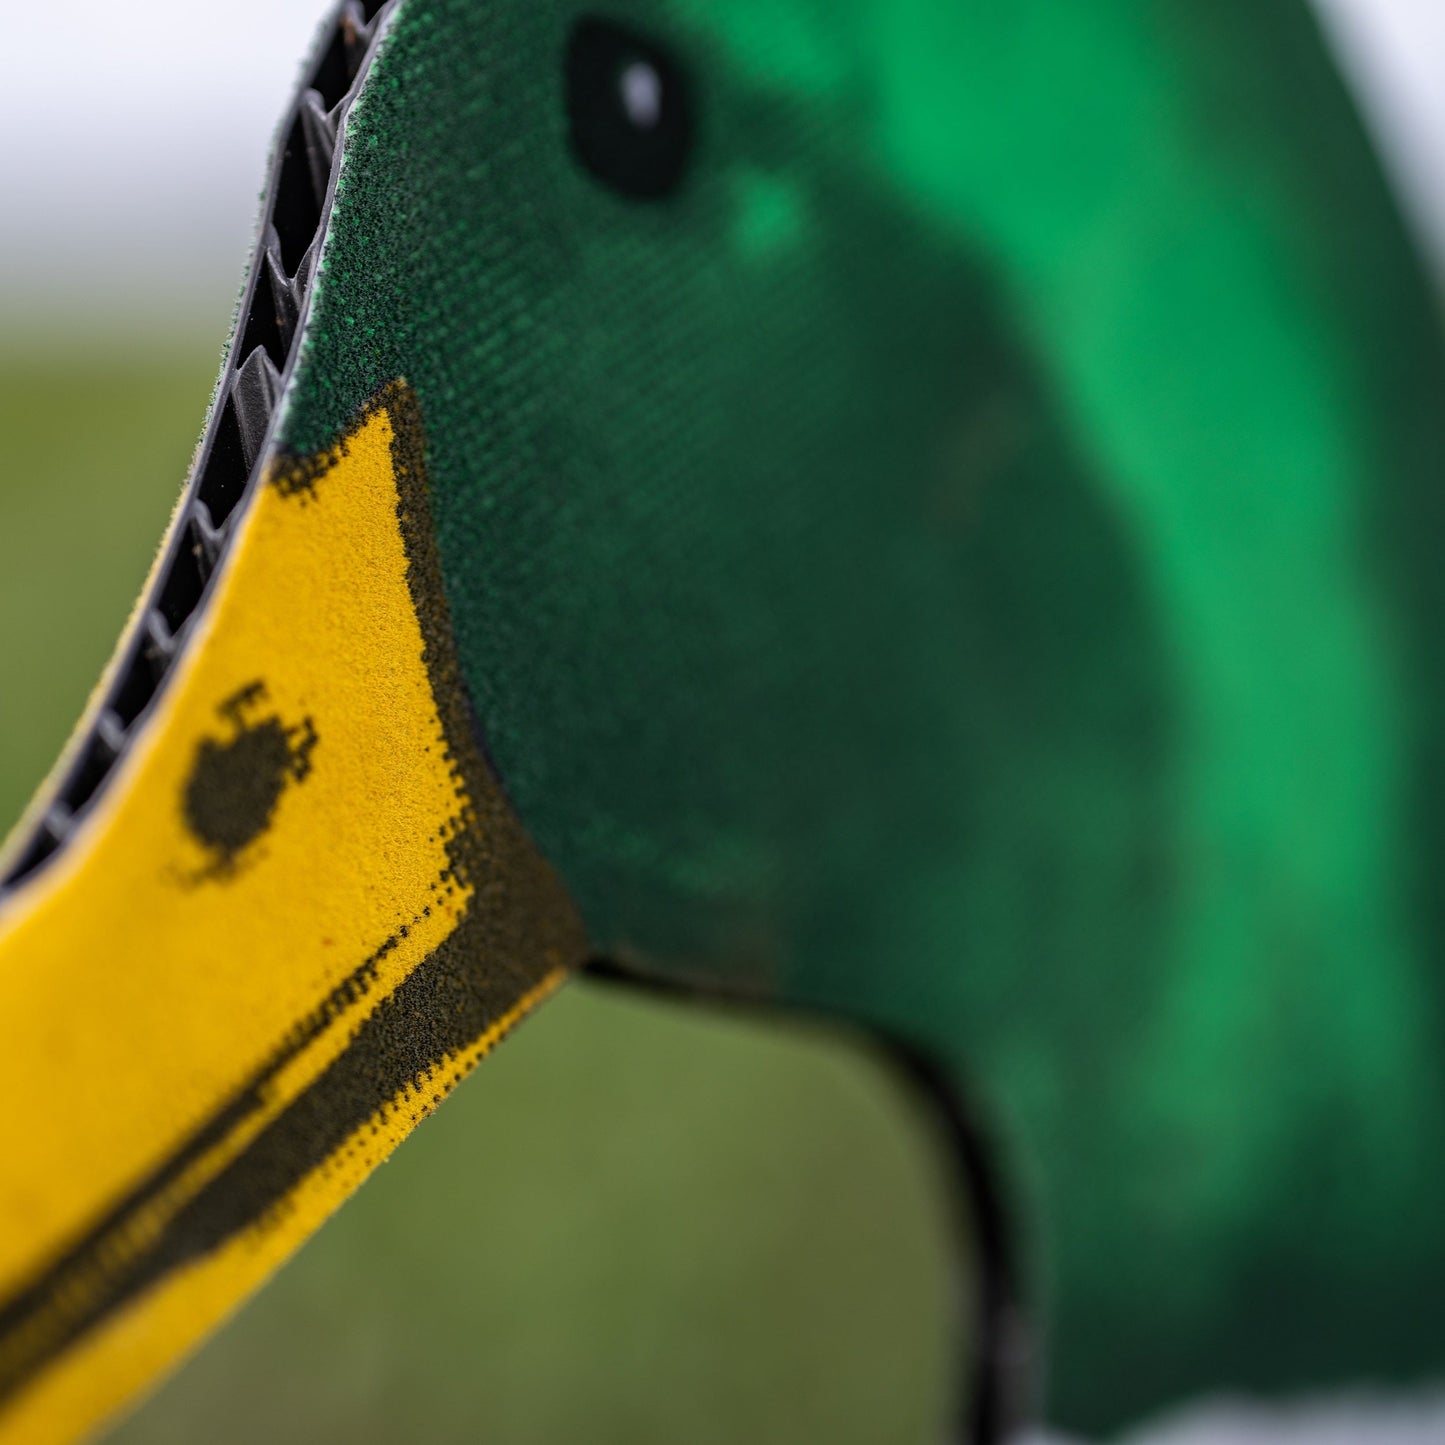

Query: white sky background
0 0 1441 329
0 1 330 328
1313 0 1445 266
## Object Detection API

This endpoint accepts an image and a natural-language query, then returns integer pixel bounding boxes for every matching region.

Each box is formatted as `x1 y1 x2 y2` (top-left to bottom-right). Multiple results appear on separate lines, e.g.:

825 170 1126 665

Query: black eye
566 16 694 199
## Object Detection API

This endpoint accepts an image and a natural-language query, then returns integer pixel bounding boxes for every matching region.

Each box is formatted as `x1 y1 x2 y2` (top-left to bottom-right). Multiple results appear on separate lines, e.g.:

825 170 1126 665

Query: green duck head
2 0 1444 1439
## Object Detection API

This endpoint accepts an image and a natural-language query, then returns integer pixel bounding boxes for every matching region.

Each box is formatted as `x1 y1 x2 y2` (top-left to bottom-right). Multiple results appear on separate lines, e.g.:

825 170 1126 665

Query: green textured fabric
278 0 1445 1431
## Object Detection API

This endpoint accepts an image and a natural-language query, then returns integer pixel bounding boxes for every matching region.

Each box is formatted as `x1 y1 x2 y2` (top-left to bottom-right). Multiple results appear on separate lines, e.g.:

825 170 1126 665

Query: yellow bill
0 385 586 1444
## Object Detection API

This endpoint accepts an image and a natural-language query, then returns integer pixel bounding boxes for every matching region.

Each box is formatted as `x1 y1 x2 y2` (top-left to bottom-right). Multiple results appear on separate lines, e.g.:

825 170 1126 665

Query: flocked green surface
271 0 1445 1431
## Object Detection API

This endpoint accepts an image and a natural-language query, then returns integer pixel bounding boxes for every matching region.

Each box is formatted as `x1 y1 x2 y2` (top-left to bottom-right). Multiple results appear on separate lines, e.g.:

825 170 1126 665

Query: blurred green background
0 341 958 1442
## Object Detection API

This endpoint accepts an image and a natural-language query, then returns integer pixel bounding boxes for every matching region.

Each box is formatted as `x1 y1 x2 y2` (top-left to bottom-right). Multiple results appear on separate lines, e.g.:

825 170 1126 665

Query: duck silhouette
1 2 1444 1441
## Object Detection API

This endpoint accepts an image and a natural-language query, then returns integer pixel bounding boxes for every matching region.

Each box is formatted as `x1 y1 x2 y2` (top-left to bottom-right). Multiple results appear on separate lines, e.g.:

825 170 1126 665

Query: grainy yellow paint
0 404 566 1444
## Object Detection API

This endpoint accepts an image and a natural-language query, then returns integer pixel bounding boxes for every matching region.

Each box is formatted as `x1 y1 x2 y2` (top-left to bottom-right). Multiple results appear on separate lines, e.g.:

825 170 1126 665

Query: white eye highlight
620 60 663 130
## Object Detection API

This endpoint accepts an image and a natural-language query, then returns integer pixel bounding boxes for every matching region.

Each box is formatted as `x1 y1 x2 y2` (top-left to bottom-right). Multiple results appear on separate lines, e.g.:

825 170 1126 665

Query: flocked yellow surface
0 402 575 1444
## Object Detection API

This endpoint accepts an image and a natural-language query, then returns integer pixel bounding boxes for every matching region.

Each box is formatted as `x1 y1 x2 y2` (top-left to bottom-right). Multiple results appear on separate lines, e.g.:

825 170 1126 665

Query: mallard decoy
1 1 1444 1440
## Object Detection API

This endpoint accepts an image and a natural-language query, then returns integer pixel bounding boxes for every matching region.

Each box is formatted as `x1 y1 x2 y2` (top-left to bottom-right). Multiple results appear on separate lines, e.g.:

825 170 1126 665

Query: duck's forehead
278 0 957 461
